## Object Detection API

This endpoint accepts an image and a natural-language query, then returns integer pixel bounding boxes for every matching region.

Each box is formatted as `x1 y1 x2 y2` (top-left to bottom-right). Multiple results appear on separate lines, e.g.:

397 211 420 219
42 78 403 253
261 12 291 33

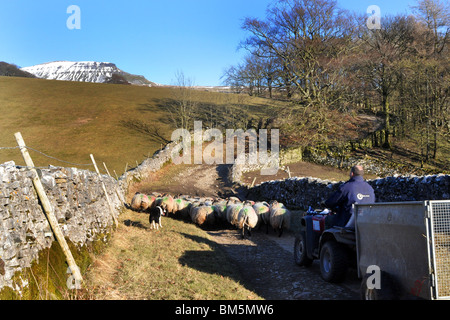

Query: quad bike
294 207 357 283
295 201 450 300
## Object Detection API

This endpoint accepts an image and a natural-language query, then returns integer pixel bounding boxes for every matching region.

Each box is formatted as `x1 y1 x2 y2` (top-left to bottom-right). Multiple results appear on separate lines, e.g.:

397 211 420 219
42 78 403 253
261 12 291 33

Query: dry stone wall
231 150 449 209
119 141 178 188
0 138 179 295
0 161 124 292
247 174 450 210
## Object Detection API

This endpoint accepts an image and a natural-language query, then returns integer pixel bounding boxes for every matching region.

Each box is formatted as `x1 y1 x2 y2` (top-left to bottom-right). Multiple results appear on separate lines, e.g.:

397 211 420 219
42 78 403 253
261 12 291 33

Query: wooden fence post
251 177 257 188
90 154 119 228
102 162 111 177
14 132 84 288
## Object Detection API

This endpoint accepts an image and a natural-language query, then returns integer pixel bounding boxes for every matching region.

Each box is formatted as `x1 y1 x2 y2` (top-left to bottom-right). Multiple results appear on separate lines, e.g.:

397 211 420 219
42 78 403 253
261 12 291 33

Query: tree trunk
382 95 391 149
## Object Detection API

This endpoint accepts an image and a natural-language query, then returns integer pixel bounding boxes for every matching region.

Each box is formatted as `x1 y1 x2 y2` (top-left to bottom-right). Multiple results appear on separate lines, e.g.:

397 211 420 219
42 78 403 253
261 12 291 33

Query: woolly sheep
226 203 244 226
146 194 156 209
237 203 259 238
173 198 191 218
159 195 175 215
228 196 241 203
212 200 228 222
188 201 202 219
253 201 271 233
140 194 151 211
130 192 142 211
269 200 291 237
205 206 217 226
203 198 215 207
130 192 151 212
191 205 215 227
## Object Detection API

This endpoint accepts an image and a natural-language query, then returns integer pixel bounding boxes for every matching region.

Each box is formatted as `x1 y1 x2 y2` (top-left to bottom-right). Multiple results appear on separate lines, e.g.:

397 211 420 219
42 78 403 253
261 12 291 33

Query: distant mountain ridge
0 62 36 78
20 61 159 86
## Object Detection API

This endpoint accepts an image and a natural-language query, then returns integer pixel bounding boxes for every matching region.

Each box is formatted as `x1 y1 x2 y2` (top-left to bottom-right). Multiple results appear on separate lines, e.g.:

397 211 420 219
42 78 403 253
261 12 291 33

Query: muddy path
139 162 362 300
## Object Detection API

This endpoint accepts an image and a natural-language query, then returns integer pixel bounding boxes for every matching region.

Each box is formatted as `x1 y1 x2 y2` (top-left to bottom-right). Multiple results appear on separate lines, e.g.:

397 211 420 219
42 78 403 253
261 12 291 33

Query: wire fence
0 145 95 170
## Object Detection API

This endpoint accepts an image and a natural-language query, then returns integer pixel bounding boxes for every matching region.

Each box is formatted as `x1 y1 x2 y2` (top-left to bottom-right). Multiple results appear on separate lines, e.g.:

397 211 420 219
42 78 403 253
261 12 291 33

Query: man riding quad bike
294 165 375 283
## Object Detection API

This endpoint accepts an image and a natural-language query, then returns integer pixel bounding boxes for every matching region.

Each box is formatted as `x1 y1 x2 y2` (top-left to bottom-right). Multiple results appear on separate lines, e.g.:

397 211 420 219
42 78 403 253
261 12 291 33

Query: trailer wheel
319 241 348 283
360 272 397 300
294 232 313 267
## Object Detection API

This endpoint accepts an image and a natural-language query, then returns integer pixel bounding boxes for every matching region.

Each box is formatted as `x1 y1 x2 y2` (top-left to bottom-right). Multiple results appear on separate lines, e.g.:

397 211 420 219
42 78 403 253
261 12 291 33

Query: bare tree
240 0 358 107
400 0 450 162
357 15 417 149
412 0 450 55
165 70 199 132
222 55 268 97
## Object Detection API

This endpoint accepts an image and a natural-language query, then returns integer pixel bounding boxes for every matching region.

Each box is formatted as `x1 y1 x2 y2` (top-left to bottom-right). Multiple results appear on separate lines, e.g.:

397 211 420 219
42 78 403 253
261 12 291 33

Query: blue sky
0 0 417 86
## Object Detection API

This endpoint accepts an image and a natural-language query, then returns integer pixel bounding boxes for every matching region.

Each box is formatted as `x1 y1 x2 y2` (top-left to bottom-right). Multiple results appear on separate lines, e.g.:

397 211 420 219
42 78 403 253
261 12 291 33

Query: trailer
355 200 450 300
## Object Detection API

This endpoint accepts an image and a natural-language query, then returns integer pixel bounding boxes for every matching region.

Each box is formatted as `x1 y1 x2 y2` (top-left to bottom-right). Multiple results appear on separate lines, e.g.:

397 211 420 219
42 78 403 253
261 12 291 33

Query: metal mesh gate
430 201 450 299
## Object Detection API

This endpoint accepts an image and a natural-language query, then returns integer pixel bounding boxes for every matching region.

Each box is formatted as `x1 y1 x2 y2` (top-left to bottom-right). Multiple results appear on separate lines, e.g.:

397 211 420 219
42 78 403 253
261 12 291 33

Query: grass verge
85 209 263 300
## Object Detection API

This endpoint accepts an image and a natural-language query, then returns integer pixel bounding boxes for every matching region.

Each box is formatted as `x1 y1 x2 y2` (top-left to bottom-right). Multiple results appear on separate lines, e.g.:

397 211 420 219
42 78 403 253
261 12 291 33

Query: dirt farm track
207 227 360 300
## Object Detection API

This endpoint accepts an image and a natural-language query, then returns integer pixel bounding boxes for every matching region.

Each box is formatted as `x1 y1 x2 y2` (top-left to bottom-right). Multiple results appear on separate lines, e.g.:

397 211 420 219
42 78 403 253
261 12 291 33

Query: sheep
159 195 175 216
173 198 191 219
212 200 228 222
190 205 215 227
130 192 151 212
149 206 165 230
152 196 162 208
140 194 151 211
269 200 291 237
146 194 156 209
253 201 271 234
226 203 244 226
172 197 183 212
228 196 241 203
188 201 202 219
237 202 259 239
205 206 217 226
130 192 142 211
203 198 215 207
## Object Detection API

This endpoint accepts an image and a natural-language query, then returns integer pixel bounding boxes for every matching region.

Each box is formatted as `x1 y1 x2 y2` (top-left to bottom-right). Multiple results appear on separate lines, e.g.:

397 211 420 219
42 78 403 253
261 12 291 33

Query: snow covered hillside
20 61 158 86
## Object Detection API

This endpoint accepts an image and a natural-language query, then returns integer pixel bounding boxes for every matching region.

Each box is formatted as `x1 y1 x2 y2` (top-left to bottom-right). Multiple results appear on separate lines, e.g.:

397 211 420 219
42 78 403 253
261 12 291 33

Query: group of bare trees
223 0 449 164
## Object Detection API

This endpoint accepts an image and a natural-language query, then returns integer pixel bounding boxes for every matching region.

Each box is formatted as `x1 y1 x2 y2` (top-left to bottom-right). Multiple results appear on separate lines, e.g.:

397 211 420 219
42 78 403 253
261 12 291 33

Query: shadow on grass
119 119 171 145
177 232 268 299
123 219 148 230
140 97 268 132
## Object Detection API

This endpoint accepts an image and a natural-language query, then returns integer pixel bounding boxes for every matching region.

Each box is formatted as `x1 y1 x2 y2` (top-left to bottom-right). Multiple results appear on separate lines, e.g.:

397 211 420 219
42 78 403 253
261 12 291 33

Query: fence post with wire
0 132 125 294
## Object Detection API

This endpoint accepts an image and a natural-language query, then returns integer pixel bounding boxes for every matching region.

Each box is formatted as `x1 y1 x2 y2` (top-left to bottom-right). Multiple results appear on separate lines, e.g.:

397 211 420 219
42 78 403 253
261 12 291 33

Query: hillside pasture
0 76 279 175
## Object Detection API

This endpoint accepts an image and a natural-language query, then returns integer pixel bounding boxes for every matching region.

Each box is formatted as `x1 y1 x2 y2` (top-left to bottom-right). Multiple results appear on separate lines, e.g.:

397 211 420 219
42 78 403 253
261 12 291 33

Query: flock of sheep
130 192 292 238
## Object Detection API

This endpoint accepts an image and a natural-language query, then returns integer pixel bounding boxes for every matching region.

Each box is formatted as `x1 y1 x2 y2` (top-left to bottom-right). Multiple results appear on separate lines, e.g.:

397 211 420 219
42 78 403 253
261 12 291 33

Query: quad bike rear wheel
319 241 348 283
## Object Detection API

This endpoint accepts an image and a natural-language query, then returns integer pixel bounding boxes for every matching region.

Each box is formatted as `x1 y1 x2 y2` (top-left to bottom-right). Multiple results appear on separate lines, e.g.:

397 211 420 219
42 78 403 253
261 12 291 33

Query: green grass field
0 76 280 175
